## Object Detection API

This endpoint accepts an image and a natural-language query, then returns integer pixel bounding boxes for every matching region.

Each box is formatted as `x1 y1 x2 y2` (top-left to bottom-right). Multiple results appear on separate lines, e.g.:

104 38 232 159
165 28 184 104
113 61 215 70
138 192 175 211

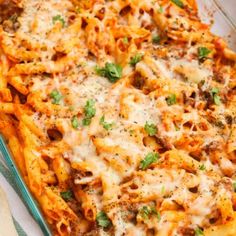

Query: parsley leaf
82 118 91 126
123 37 129 44
140 152 159 170
100 115 114 130
161 186 165 194
84 99 96 118
233 182 236 192
129 53 143 67
152 35 161 44
210 88 221 105
211 88 219 95
175 124 180 131
156 211 161 222
171 0 184 8
52 15 65 27
139 206 161 221
198 47 211 60
158 6 164 13
129 129 135 135
139 206 153 219
199 164 206 171
60 190 73 201
166 94 177 106
71 116 79 129
144 122 157 136
50 89 63 105
82 99 96 126
194 227 204 236
96 211 111 228
96 63 122 83
213 95 221 105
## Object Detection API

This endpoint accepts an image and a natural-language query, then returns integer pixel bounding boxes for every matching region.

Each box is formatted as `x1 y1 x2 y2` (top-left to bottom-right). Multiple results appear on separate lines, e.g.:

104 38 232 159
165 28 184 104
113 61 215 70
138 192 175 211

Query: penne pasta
0 0 235 235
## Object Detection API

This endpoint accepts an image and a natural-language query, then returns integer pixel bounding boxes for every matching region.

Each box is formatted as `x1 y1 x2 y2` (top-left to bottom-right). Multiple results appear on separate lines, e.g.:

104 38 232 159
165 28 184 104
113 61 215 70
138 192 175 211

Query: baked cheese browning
0 0 236 235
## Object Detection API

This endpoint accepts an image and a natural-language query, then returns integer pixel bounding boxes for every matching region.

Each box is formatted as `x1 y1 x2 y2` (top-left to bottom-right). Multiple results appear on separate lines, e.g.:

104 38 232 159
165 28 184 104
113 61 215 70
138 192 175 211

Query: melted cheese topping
1 0 236 235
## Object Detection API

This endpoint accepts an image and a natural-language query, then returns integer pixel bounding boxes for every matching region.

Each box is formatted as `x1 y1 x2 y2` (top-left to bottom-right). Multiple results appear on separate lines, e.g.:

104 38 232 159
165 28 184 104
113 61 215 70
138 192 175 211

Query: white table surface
0 1 235 236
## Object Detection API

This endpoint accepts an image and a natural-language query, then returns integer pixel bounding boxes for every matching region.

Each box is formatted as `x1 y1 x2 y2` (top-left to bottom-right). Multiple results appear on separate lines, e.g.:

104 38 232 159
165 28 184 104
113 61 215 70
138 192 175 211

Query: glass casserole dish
0 0 235 235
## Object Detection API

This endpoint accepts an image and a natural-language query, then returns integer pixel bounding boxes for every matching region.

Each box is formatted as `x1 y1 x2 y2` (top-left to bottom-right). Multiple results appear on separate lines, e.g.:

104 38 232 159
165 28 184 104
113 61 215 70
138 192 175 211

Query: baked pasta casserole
0 0 236 235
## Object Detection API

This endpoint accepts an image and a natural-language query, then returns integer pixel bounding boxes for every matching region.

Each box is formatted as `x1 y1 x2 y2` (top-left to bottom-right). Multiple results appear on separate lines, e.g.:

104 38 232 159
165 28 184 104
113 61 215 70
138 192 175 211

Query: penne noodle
0 0 235 235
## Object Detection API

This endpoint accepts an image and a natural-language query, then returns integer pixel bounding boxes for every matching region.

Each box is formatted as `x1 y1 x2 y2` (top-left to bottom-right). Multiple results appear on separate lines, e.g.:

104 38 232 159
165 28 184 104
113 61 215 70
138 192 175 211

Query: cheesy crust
0 0 236 235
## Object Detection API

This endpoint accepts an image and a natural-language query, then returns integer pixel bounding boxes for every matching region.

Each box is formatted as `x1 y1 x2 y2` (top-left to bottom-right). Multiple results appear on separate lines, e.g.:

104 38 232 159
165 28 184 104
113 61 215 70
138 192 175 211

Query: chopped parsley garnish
139 206 151 219
198 47 211 60
50 89 63 105
175 124 180 131
161 186 165 194
158 6 164 13
129 53 143 67
95 62 122 83
71 116 79 129
166 94 177 106
210 88 221 105
139 206 161 221
52 15 65 27
144 122 157 136
60 190 73 201
82 118 91 126
140 152 159 170
129 129 135 135
82 99 96 126
123 37 129 44
211 88 219 95
100 115 114 130
171 0 184 8
199 164 206 171
152 35 161 44
195 227 204 236
213 96 221 105
96 211 111 228
233 182 236 192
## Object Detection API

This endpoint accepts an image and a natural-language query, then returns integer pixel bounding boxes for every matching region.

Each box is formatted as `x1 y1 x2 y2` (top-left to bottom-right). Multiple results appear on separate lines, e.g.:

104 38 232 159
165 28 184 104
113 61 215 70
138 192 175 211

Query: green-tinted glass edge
0 135 52 236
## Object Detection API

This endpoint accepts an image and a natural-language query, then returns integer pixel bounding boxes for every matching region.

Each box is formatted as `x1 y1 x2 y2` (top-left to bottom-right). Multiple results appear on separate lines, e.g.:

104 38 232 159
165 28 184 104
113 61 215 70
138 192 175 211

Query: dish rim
0 1 235 235
0 135 52 236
